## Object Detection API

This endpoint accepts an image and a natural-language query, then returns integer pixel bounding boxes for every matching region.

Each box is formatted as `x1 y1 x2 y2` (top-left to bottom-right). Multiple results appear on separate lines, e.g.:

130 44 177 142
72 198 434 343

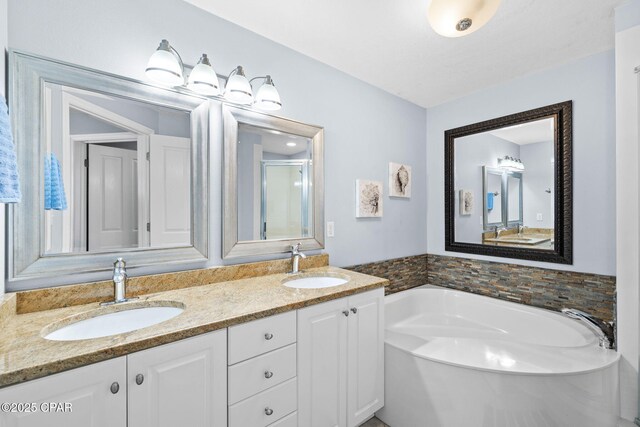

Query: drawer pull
265 407 274 416
351 307 358 314
135 374 144 385
264 332 274 340
342 310 349 317
110 382 120 394
264 370 274 379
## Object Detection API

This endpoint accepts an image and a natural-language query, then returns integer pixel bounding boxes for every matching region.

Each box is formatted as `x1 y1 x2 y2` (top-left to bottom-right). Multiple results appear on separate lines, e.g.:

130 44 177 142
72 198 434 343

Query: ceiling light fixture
428 0 501 38
498 156 525 172
286 142 297 147
145 40 282 110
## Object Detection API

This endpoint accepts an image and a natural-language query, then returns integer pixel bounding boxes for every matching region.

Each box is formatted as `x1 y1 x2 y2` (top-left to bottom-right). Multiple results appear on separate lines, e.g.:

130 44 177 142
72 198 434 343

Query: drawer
267 411 297 427
228 378 297 427
229 344 297 404
228 311 296 364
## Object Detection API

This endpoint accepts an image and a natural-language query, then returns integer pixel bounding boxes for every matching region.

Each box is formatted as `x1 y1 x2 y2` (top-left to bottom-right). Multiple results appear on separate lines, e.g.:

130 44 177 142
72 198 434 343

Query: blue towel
44 153 67 210
0 94 21 203
487 192 494 210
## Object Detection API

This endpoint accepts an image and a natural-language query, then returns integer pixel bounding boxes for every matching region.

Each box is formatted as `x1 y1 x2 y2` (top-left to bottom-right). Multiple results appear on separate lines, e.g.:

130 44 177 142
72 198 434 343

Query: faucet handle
291 242 302 253
114 258 126 269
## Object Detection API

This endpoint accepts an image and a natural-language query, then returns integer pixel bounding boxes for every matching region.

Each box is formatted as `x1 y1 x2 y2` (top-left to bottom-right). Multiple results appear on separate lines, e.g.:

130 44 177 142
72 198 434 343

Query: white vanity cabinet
227 311 298 427
297 288 385 427
127 330 227 427
0 357 127 427
0 329 227 427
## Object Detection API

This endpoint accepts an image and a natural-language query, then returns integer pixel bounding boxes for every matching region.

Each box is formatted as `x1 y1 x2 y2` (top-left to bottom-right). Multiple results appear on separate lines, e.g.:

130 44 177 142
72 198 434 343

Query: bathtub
376 286 620 427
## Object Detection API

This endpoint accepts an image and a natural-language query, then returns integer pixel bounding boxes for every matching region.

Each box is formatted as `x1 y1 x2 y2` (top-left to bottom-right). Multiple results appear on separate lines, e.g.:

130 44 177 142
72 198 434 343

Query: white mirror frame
7 51 210 284
222 105 324 258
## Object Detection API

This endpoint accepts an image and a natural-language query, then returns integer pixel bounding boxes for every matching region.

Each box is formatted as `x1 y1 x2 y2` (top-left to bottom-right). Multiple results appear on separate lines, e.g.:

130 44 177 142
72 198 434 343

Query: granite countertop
0 266 387 388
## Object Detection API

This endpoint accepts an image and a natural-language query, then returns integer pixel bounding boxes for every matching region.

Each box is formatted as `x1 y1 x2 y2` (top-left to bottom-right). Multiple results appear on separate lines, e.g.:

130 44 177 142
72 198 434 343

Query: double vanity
0 257 386 427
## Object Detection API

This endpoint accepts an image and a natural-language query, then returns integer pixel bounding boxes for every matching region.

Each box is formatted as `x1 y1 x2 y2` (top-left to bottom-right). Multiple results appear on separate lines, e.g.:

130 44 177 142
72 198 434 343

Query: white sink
43 303 185 341
283 275 348 289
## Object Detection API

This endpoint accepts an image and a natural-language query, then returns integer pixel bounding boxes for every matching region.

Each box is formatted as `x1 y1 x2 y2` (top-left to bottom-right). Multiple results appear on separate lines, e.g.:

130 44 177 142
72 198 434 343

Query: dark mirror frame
444 101 573 264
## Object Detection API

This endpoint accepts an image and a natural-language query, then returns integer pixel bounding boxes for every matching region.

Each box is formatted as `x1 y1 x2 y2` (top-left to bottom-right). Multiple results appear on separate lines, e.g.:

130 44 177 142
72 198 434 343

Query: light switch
327 221 335 237
536 213 543 221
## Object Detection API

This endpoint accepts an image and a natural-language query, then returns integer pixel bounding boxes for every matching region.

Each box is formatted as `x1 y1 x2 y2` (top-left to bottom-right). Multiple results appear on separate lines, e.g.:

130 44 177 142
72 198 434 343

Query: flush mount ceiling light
428 0 501 37
286 141 297 147
498 156 525 172
145 40 282 110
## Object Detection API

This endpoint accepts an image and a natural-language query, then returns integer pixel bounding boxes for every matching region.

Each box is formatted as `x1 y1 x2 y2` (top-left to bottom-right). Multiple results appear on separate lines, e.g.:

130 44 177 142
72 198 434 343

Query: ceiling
489 118 554 145
184 0 625 108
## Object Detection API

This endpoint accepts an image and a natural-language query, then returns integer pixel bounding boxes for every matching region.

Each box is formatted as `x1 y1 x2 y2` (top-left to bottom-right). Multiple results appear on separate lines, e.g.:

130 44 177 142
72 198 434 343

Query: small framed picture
356 180 383 218
389 162 411 198
459 189 473 215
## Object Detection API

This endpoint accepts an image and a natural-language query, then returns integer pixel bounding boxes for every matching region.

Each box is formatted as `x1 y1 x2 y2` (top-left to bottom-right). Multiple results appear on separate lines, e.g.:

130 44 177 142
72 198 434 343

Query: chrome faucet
495 226 507 238
290 243 307 274
101 258 136 306
517 224 527 236
561 308 614 349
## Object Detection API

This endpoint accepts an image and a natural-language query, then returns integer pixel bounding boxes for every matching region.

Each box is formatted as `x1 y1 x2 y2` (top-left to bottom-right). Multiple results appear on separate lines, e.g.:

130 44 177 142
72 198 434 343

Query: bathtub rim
384 285 620 377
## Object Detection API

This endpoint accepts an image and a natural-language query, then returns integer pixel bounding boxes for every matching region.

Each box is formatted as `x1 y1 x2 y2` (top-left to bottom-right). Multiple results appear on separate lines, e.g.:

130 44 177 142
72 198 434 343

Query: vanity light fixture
224 66 254 105
186 54 220 95
428 0 501 37
252 75 282 111
497 156 525 172
145 39 185 86
146 40 282 109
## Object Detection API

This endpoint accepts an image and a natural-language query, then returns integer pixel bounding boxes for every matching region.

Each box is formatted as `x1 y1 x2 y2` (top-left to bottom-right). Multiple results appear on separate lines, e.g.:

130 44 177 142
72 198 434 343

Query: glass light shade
145 40 184 86
187 54 220 95
498 156 525 172
254 77 282 111
428 0 501 37
224 67 253 104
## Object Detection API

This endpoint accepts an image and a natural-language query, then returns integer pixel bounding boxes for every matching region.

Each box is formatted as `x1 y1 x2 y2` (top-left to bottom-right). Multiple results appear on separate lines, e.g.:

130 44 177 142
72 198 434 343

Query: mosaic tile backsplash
346 253 615 323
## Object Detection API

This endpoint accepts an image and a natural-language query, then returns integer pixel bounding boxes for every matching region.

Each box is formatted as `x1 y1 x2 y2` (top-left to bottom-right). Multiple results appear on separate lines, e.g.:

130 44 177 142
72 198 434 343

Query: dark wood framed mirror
444 101 572 264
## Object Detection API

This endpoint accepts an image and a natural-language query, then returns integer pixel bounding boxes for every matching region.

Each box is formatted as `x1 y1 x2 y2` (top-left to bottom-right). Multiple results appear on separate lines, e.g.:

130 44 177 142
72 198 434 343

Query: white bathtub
376 286 620 427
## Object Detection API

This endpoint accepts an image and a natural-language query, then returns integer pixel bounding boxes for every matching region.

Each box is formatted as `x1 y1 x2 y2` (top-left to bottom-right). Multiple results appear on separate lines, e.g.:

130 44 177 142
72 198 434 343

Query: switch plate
536 213 543 221
327 221 335 237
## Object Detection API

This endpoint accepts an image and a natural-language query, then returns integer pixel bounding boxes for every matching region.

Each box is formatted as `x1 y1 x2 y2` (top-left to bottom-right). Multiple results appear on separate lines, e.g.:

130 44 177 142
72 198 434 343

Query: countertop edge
0 272 387 388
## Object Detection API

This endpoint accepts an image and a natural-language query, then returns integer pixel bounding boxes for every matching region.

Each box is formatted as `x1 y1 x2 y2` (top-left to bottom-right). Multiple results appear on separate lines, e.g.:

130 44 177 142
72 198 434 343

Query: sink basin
43 301 185 341
283 275 349 289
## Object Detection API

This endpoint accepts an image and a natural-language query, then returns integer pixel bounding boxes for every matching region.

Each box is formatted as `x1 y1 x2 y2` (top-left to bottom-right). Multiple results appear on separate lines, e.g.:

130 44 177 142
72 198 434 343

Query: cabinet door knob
265 407 274 416
135 374 144 385
342 310 349 317
264 333 274 340
351 307 358 314
264 371 274 379
110 382 120 394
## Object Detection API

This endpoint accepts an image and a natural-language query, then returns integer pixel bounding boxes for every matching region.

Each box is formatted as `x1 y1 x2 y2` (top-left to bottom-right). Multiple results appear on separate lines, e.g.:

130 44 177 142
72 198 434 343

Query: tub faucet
101 258 137 306
561 308 614 349
290 243 307 274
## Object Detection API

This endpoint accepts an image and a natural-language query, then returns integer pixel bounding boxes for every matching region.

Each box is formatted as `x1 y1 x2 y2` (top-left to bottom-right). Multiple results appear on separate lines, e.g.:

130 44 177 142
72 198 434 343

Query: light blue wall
616 0 640 32
7 0 427 288
427 50 616 275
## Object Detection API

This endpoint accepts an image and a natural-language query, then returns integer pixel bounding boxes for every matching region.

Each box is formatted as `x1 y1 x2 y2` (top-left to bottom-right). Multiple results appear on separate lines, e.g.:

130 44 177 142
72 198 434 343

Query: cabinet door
128 330 227 427
297 297 349 427
347 288 385 427
0 357 126 427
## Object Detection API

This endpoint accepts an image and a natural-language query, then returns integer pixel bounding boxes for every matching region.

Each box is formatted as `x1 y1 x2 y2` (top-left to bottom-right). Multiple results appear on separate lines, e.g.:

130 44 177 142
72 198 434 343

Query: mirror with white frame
223 105 324 259
8 51 210 282
445 102 572 264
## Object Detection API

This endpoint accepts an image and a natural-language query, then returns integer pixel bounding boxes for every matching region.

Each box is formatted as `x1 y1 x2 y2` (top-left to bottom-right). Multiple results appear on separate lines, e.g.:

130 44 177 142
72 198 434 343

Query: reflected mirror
223 105 324 259
9 51 209 283
43 83 192 254
237 124 313 241
445 102 572 264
